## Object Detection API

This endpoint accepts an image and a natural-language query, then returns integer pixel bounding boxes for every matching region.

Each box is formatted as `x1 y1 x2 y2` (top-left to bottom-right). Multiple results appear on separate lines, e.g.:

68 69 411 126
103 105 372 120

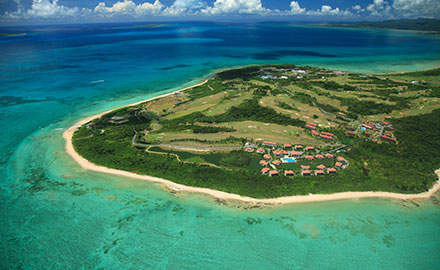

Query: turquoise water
282 158 296 163
1 22 440 269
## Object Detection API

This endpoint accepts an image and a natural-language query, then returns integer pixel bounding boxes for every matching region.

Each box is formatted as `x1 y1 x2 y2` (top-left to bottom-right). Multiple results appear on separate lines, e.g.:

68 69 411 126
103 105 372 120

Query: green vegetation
72 65 440 198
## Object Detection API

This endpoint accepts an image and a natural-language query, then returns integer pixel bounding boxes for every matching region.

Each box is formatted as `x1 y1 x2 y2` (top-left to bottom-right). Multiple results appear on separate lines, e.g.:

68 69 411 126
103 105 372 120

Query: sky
0 0 439 24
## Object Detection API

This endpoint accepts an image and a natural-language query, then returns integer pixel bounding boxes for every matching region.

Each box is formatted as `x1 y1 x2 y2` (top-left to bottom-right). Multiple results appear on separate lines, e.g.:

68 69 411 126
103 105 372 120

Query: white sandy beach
63 80 440 205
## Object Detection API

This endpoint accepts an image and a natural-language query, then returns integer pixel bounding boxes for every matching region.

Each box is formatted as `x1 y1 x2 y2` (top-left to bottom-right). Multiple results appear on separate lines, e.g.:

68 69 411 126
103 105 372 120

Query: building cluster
344 120 398 144
305 122 335 140
244 141 347 177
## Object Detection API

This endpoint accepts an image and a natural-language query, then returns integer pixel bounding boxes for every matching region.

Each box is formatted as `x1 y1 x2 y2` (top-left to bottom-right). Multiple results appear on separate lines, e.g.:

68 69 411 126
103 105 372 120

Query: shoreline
63 79 440 206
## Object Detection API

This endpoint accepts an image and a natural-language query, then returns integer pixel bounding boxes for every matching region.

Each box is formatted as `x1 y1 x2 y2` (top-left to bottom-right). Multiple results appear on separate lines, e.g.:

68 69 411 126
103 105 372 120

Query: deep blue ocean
1 22 440 269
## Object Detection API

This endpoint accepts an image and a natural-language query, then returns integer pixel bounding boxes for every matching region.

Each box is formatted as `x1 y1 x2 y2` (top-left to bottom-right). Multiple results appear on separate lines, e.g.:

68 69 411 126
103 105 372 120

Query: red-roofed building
327 168 337 174
315 170 325 176
335 162 343 168
385 131 392 137
337 156 346 162
316 164 326 170
291 151 302 158
346 131 356 136
259 160 268 166
280 150 289 155
381 135 397 144
320 134 334 140
272 160 282 166
363 123 374 129
371 139 378 142
311 130 320 136
305 124 317 130
261 168 270 174
315 155 324 159
306 122 318 127
386 126 394 131
306 146 314 151
245 147 254 153
284 144 292 149
301 165 310 169
263 154 271 159
269 170 279 177
295 145 303 150
256 148 265 154
345 126 355 130
325 153 334 158
285 170 294 177
263 141 277 147
321 132 335 137
305 155 314 160
381 120 390 126
273 150 282 157
301 170 311 176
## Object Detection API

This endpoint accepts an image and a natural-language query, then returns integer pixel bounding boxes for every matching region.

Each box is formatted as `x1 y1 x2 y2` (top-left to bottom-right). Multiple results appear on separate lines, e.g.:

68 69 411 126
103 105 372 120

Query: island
316 18 440 33
66 65 440 203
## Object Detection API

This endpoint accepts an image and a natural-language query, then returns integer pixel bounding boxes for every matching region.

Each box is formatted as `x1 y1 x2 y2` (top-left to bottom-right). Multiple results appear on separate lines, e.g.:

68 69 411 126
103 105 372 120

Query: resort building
305 155 314 160
273 150 282 157
346 131 356 136
285 170 294 177
306 122 317 127
280 150 289 155
294 145 303 150
272 160 282 166
315 170 325 176
335 162 343 168
291 151 302 158
305 146 314 151
263 154 271 160
371 139 378 142
321 132 335 138
261 168 270 174
327 168 337 174
311 130 320 136
325 153 334 158
316 164 326 170
301 170 311 176
320 134 334 140
256 148 265 154
284 144 292 149
305 124 317 130
337 157 346 162
269 170 279 177
315 155 324 159
381 120 390 126
245 147 254 153
259 160 268 166
263 141 277 147
380 135 397 144
301 165 310 170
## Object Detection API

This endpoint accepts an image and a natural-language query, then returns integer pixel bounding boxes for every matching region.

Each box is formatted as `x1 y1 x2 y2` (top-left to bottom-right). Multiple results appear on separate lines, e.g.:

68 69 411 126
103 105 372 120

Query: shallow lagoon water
1 22 440 269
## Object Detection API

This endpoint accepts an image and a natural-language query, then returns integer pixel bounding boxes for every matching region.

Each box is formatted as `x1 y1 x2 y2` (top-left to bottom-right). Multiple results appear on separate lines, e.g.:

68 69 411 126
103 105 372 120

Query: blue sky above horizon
1 0 439 24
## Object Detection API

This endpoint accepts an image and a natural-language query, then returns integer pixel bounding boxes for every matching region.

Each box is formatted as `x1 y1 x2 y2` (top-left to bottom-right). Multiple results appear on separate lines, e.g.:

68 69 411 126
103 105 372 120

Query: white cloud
352 5 364 12
94 0 164 16
392 0 440 17
163 0 205 15
307 5 353 16
289 1 305 15
201 0 267 15
3 0 83 18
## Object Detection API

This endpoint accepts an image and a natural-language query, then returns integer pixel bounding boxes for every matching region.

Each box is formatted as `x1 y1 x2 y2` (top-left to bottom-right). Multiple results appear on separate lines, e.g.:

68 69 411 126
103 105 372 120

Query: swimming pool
281 158 296 163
